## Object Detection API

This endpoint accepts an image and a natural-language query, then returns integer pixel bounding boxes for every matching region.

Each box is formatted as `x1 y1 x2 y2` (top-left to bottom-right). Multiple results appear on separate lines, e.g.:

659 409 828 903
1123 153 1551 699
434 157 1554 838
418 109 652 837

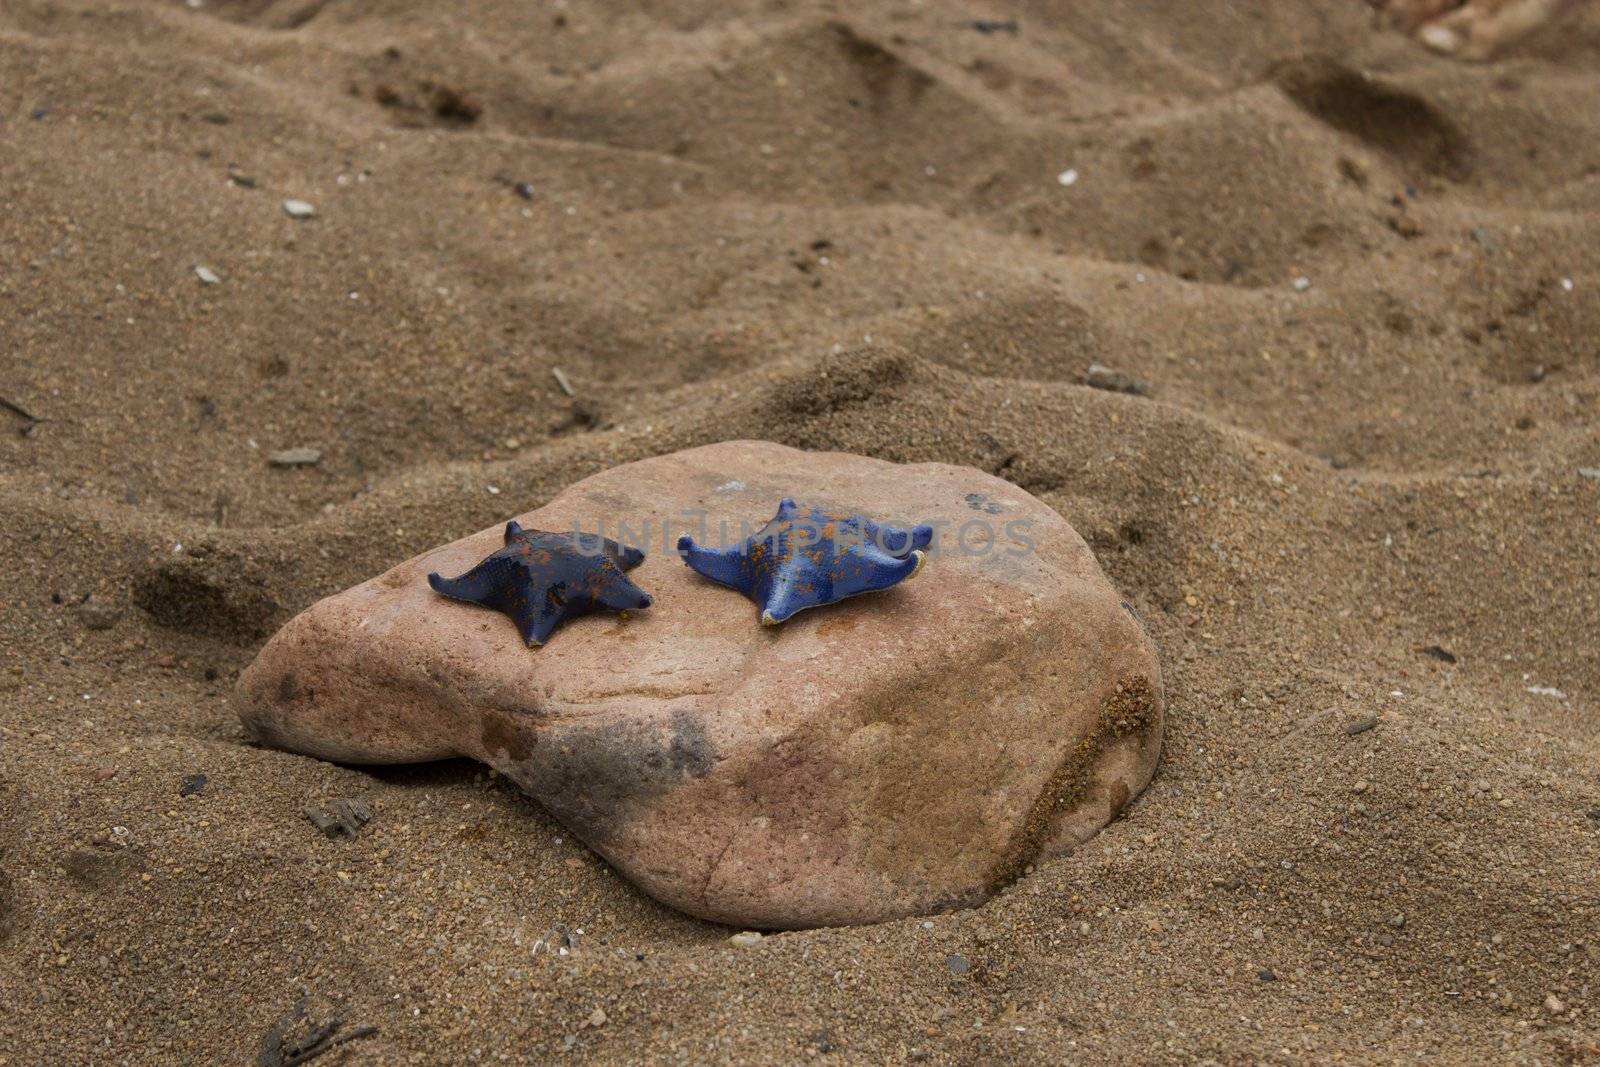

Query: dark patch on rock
667 712 714 778
964 492 1004 514
481 712 533 763
511 712 717 848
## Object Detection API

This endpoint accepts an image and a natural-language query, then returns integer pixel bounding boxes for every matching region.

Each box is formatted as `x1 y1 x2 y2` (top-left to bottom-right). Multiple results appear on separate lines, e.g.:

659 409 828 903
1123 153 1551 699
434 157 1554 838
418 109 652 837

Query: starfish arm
834 544 925 598
677 535 749 591
874 521 935 556
760 579 807 625
427 555 518 606
593 570 654 612
504 520 525 544
509 593 567 647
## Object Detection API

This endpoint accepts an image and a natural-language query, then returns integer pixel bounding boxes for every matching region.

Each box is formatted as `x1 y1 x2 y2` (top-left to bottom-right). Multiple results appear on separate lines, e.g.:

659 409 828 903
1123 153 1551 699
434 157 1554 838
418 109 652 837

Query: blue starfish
428 521 652 646
677 499 932 625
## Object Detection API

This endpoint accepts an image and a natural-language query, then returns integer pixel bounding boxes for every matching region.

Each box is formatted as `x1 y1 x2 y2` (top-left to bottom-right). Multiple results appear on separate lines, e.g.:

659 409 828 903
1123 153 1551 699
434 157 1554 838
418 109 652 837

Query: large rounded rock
235 441 1163 928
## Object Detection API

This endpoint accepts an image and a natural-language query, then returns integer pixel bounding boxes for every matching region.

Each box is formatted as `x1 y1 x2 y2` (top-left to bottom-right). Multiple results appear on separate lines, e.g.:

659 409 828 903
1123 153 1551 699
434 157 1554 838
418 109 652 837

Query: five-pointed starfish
428 521 652 646
677 499 932 625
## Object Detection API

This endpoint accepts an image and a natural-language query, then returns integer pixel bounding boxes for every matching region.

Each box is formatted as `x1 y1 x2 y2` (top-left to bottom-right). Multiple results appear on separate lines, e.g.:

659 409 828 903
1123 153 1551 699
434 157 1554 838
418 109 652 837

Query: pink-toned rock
235 441 1163 929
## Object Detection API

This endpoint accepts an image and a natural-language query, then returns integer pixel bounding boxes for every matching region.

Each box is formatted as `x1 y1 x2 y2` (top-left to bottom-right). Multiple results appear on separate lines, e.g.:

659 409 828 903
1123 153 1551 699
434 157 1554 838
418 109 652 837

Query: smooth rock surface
235 441 1163 928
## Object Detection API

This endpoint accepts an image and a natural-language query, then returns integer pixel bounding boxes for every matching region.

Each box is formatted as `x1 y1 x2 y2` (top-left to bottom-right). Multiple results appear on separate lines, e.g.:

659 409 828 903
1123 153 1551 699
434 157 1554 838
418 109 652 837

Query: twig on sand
280 1023 379 1067
551 367 576 397
258 997 379 1067
1 395 41 428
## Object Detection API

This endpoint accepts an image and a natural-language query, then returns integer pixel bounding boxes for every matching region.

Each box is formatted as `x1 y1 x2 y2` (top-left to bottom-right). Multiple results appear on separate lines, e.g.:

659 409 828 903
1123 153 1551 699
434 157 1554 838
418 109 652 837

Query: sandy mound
1 0 1596 1061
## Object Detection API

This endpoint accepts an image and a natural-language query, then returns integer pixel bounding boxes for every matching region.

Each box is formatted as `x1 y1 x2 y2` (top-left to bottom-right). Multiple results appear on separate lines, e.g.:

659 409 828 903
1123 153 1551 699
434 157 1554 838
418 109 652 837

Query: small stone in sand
282 198 316 219
729 931 764 948
1085 364 1151 397
1579 467 1600 482
1545 993 1566 1015
268 448 322 468
75 595 121 631
585 1007 608 1028
1057 168 1079 187
1257 968 1276 981
194 265 221 285
945 953 970 975
179 773 208 797
1293 277 1312 292
304 798 371 838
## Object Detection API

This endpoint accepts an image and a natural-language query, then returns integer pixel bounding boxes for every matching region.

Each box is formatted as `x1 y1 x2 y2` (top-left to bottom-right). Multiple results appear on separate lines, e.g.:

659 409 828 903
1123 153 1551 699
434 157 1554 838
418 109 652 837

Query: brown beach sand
2 1 1598 1062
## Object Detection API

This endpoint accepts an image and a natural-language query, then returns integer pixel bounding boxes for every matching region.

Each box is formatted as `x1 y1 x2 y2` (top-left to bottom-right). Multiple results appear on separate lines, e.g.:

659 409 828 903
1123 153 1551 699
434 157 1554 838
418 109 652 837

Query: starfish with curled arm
428 521 652 646
677 499 933 625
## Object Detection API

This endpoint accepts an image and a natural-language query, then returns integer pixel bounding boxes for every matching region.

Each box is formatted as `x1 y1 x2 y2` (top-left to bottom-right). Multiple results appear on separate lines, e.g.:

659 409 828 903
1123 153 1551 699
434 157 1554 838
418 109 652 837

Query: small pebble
75 595 121 631
1389 913 1406 929
1545 993 1565 1015
586 1007 608 1028
1292 277 1311 292
1084 364 1151 397
282 198 316 219
1057 168 1079 187
728 931 763 948
269 447 322 468
945 953 970 975
304 798 371 838
1257 968 1276 982
179 773 208 797
1344 715 1379 736
194 265 221 285
1579 467 1600 482
1352 780 1369 794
